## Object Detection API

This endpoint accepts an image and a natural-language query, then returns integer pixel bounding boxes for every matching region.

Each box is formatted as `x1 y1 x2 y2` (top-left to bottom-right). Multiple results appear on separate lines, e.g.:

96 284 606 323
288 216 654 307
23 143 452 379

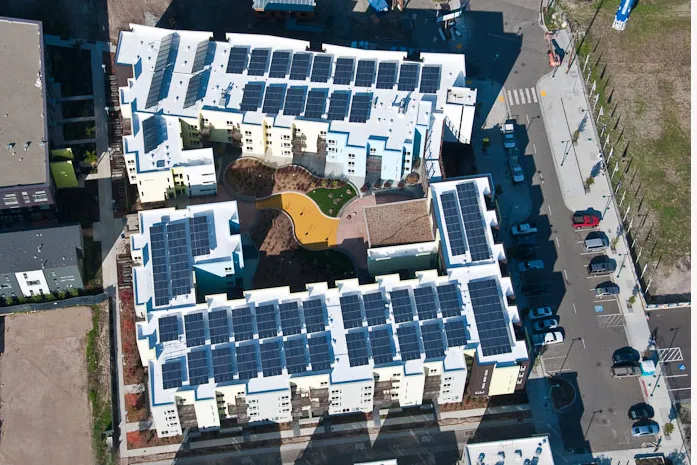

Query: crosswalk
505 87 539 106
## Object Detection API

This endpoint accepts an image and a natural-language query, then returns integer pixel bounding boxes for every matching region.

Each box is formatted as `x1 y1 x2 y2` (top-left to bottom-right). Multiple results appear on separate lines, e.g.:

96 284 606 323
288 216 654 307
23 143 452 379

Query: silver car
631 423 660 437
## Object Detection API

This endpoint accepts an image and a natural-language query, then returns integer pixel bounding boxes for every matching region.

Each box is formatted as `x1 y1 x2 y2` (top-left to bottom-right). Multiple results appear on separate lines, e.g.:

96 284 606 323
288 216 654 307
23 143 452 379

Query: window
348 154 355 159
282 135 290 140
0 284 10 289
227 121 233 126
35 191 50 201
320 130 327 136
348 161 354 166
3 194 18 206
245 130 252 136
348 168 354 174
283 143 290 148
246 146 253 151
245 138 252 144
328 139 336 145
370 147 376 153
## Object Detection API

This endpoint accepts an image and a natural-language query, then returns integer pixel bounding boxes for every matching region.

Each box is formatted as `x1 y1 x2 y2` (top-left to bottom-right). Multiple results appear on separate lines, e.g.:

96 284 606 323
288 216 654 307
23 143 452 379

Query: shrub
69 288 79 297
664 422 675 435
30 295 44 303
572 129 580 144
628 295 636 306
585 176 595 188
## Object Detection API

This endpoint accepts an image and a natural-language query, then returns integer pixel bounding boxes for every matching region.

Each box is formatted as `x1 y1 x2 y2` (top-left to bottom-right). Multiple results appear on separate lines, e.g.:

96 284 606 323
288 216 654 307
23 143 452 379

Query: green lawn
307 185 358 217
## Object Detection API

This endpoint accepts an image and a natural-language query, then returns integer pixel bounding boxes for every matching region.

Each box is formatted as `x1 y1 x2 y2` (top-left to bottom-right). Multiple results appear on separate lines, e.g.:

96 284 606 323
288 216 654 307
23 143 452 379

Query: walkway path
536 27 687 460
256 193 339 250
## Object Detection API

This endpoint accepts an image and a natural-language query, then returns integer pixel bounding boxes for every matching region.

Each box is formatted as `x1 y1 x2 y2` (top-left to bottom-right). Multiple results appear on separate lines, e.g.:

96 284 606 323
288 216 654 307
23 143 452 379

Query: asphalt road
647 308 691 402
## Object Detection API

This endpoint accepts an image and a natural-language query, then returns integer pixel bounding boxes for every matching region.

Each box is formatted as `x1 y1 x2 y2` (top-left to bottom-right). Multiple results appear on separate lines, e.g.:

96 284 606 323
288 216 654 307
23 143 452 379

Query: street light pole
602 194 612 219
616 253 628 278
560 140 572 166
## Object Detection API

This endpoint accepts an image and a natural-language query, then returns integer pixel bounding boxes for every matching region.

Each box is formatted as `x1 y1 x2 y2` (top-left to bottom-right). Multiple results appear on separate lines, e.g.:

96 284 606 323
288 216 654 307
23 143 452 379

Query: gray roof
252 0 316 11
0 17 50 188
0 224 82 273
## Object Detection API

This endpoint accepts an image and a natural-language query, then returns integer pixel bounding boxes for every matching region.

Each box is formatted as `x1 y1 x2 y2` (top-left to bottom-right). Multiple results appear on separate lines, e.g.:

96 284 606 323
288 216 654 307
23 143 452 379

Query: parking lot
647 307 691 402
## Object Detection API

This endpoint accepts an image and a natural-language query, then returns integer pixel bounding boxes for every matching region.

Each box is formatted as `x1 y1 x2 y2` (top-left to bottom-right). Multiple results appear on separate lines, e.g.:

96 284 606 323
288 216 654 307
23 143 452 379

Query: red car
572 212 600 230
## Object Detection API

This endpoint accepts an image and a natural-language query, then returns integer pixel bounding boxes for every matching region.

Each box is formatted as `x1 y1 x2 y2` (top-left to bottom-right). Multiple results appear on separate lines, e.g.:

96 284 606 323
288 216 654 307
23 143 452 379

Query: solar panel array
440 192 468 256
187 350 210 385
227 47 249 74
328 91 350 121
413 286 438 320
284 337 309 374
231 306 255 342
283 87 307 116
456 182 492 261
419 66 441 94
255 304 279 339
248 49 270 76
159 315 179 342
396 324 421 361
150 221 194 308
236 343 260 380
208 310 230 344
339 294 363 329
390 289 414 323
269 51 291 78
262 85 287 114
363 292 387 326
310 55 332 82
468 279 512 357
304 89 327 119
289 53 312 80
346 330 370 367
188 216 210 256
349 93 372 123
211 346 235 382
397 62 420 91
185 312 206 347
162 359 183 389
142 115 165 154
437 283 463 318
333 57 355 85
260 340 283 377
444 319 468 347
421 322 445 359
354 60 376 87
146 33 177 109
279 301 302 335
308 334 332 370
369 327 395 364
191 40 211 74
376 62 397 89
240 82 265 111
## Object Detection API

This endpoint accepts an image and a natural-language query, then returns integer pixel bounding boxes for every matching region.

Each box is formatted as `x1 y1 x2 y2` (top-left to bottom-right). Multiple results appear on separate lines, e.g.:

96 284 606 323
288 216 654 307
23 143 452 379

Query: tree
85 150 98 165
664 422 675 435
627 295 636 306
584 176 595 189
572 129 580 145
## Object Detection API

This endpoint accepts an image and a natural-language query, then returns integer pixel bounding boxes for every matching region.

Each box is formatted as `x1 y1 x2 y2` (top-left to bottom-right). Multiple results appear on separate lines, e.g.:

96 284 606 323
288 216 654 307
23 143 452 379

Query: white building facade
115 24 476 199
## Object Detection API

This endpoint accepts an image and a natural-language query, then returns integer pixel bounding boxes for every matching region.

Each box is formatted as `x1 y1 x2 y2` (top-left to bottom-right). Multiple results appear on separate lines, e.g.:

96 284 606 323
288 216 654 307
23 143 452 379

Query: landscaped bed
120 288 146 386
125 392 149 423
225 158 357 215
127 430 182 450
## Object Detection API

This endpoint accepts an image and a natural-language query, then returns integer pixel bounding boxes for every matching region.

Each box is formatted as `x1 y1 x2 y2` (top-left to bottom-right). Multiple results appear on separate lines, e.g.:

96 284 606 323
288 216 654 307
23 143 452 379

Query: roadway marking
531 88 538 102
526 114 530 124
513 89 520 105
525 87 532 103
564 269 569 281
664 374 689 379
507 90 514 104
581 337 586 349
597 313 624 328
555 237 560 248
548 205 552 217
668 387 692 392
572 302 577 314
533 143 537 154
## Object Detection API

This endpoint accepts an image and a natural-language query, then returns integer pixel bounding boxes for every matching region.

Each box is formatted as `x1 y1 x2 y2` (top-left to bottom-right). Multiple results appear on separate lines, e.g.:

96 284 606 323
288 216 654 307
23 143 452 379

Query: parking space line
581 337 586 349
542 356 567 360
664 374 689 379
533 143 537 154
668 387 692 391
526 114 530 124
572 302 577 314
564 269 569 281
555 237 559 248
548 205 552 217
597 313 624 328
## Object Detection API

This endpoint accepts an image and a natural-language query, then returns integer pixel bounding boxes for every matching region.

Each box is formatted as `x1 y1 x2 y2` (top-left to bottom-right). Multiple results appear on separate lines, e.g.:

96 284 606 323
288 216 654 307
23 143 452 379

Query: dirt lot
562 0 690 298
0 307 94 465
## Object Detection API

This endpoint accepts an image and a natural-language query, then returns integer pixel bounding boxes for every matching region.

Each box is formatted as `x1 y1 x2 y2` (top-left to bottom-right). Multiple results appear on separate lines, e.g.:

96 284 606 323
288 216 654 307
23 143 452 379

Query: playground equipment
612 0 636 31
545 32 561 67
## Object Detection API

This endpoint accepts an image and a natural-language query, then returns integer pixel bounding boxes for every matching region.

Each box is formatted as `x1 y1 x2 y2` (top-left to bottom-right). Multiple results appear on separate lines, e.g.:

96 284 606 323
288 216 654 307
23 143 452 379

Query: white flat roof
117 25 474 155
464 435 555 465
131 202 243 312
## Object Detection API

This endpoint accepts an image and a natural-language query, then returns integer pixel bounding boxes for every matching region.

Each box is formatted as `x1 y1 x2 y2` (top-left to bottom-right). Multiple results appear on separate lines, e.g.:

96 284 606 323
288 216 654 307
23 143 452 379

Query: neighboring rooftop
364 198 434 247
0 17 49 188
0 224 82 273
252 0 316 11
463 435 555 465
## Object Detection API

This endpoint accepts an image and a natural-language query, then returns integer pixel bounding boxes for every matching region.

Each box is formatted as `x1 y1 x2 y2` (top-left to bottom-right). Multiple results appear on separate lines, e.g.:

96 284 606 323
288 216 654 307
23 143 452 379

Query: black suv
613 347 641 365
588 255 617 275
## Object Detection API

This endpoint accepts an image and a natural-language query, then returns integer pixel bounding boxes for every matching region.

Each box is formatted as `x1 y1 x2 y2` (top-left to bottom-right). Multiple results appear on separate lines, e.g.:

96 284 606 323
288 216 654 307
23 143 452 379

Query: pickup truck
611 364 642 379
509 155 524 183
572 212 601 230
511 222 538 236
501 120 516 149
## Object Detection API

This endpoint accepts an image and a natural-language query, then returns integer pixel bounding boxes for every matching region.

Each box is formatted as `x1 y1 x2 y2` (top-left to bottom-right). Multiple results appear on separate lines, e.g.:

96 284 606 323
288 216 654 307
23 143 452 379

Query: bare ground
563 0 691 299
0 307 94 465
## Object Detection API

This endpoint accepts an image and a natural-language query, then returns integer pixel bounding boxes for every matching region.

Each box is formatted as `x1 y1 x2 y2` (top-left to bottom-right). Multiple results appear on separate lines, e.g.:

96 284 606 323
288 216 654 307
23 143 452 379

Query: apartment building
252 0 316 20
115 24 476 201
0 224 83 299
130 202 246 319
462 435 555 465
0 17 54 213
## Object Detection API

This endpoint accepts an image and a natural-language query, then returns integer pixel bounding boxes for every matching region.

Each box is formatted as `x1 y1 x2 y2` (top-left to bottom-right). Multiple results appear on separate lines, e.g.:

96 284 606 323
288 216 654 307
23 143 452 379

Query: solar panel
349 93 372 123
162 359 183 390
413 286 438 320
346 331 370 367
420 322 445 359
240 82 265 112
289 52 312 80
187 350 210 385
283 87 307 116
376 62 397 89
333 57 355 85
227 47 249 74
468 279 512 357
260 340 283 377
208 310 230 344
440 192 468 256
269 50 291 78
354 60 376 87
303 299 326 333
184 72 204 108
255 304 279 339
248 49 270 76
279 302 302 335
363 292 387 326
419 66 440 94
310 55 332 82
185 312 206 347
159 315 179 342
150 224 170 307
191 40 211 74
142 115 164 154
231 306 255 342
339 294 363 329
304 89 327 119
328 91 350 121
397 62 420 91
369 327 394 365
390 289 414 323
419 66 441 94
397 324 421 361
167 223 192 298
437 283 462 318
308 334 332 371
456 182 491 261
236 343 259 380
284 337 308 374
189 216 210 256
444 319 468 347
212 346 235 382
262 85 286 114
145 34 176 108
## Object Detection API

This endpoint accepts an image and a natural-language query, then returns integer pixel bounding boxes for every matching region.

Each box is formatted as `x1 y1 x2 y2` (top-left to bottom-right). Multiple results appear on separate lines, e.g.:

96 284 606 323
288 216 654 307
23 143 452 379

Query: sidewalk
536 27 687 459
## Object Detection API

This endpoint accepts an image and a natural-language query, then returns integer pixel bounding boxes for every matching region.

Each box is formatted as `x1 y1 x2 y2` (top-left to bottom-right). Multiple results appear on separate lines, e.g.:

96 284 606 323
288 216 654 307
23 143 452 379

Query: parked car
584 232 609 252
529 307 554 320
631 422 660 437
514 235 538 246
613 347 641 366
511 222 539 236
533 318 559 332
501 119 516 149
628 403 654 421
596 281 620 296
611 364 642 378
573 211 601 230
519 260 544 272
532 331 564 347
509 154 525 183
588 256 617 275
523 284 546 296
